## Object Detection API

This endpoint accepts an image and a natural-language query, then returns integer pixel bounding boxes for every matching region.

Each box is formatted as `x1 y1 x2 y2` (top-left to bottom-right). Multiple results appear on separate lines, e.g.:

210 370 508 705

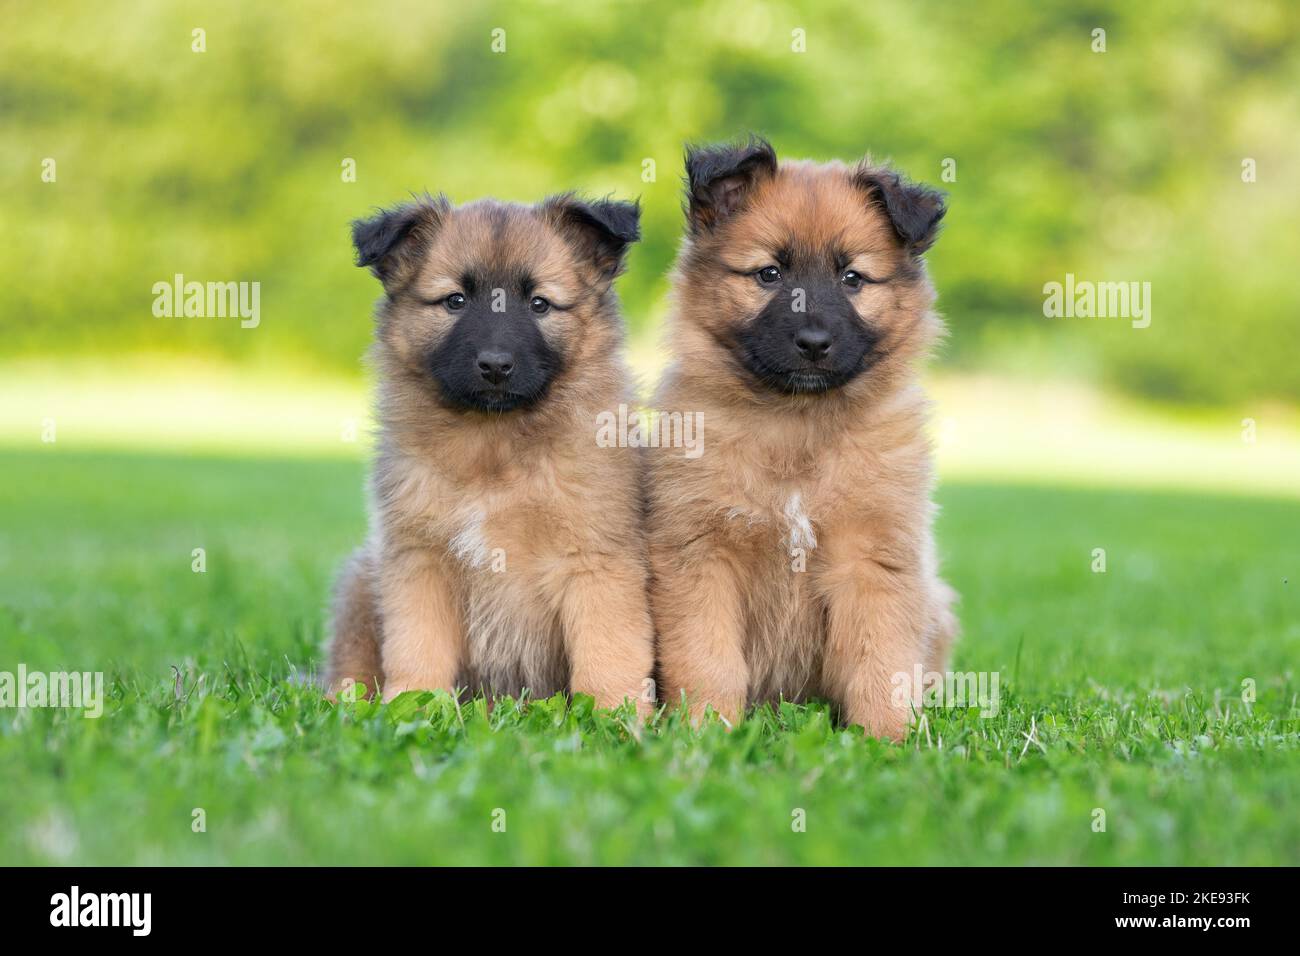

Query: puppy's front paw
846 698 913 742
380 676 430 703
325 676 377 703
685 698 743 730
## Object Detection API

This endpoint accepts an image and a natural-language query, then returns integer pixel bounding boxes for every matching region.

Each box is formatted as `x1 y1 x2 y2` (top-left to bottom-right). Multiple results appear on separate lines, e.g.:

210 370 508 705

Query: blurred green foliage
3 0 1298 403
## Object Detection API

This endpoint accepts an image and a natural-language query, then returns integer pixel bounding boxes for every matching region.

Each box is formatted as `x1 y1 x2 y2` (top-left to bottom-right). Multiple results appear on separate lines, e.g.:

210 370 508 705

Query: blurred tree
3 0 1298 403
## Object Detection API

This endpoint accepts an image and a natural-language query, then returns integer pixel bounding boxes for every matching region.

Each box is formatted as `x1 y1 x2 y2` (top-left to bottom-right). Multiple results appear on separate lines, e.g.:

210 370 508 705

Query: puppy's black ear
351 194 449 291
684 136 777 232
853 164 946 255
542 194 641 280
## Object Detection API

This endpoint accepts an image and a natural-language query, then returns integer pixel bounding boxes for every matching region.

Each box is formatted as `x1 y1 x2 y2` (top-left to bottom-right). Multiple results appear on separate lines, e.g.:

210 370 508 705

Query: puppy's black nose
794 327 832 361
476 349 515 385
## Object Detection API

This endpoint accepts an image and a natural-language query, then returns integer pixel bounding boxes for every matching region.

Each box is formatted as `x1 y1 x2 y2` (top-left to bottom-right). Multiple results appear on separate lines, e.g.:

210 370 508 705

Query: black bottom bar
0 866 1284 939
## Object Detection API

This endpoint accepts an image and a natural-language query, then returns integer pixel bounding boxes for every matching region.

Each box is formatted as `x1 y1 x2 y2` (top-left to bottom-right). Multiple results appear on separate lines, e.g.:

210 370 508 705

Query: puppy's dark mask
352 194 640 413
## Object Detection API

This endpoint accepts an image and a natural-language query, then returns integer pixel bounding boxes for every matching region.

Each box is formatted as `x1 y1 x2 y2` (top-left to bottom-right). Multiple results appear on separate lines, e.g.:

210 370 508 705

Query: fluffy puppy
325 192 654 714
646 138 958 739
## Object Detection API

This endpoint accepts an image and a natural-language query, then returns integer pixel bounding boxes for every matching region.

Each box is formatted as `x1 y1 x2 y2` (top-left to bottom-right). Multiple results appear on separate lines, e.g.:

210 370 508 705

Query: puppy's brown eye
757 266 782 285
841 270 878 288
529 296 550 315
446 293 467 310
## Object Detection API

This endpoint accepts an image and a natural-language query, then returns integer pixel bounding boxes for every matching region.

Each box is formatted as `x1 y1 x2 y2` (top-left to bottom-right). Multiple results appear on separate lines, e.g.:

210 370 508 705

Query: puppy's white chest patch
782 491 817 551
448 505 492 569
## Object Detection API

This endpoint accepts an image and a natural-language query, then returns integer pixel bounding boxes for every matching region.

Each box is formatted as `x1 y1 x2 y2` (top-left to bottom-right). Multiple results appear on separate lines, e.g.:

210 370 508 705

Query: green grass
1 447 1297 865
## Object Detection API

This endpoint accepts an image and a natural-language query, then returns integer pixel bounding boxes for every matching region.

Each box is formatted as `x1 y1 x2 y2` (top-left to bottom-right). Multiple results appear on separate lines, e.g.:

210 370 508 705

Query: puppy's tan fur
326 196 654 711
647 146 958 739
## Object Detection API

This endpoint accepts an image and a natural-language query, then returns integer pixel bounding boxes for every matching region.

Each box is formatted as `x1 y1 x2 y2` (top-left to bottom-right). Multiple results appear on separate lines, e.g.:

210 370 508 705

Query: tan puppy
325 193 654 713
647 138 958 739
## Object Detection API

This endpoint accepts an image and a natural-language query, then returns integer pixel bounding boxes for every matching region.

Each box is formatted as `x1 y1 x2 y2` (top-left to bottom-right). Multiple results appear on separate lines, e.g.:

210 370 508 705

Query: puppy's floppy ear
684 136 777 232
351 194 450 291
542 194 641 280
853 163 946 255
